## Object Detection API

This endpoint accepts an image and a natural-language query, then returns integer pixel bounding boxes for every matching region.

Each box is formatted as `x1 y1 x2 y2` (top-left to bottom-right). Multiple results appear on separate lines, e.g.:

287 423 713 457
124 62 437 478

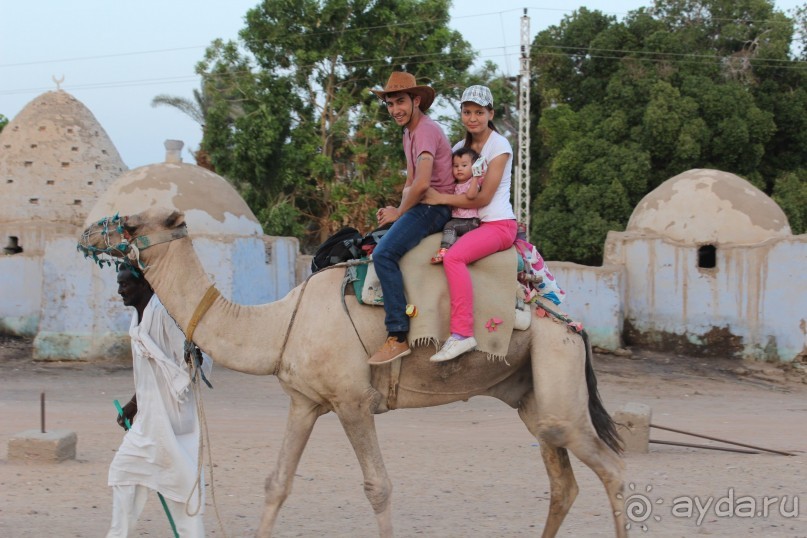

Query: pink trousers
442 219 518 336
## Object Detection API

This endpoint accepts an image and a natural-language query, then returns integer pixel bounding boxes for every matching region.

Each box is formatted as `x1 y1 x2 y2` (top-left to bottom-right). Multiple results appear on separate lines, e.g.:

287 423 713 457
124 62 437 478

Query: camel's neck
141 235 296 375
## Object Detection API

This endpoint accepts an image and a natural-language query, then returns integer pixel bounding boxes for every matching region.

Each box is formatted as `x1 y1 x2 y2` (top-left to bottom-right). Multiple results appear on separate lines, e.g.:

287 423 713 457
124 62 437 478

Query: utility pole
514 8 531 239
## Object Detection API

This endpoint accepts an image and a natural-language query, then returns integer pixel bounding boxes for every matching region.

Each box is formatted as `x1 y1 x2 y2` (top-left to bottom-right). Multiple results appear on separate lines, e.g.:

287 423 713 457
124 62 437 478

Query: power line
0 15 481 69
2 45 805 98
535 43 807 65
0 46 207 69
0 76 199 96
1 5 804 98
1 6 800 69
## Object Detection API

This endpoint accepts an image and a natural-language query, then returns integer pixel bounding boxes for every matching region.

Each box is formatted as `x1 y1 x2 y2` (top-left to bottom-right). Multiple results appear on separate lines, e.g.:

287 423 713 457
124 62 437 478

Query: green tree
530 0 806 263
772 170 807 234
197 0 478 248
0 114 8 133
795 4 807 59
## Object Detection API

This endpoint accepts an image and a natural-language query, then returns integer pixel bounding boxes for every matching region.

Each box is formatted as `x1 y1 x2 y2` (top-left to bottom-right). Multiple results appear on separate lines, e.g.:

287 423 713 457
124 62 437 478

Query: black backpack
358 223 392 255
311 227 363 273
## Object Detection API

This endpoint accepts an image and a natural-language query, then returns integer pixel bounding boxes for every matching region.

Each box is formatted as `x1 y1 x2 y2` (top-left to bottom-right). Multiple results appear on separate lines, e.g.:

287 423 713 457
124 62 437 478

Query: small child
430 146 486 264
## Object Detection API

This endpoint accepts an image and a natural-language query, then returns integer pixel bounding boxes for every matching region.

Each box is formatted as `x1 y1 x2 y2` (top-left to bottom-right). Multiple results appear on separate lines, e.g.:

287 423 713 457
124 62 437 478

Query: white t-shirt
453 131 516 222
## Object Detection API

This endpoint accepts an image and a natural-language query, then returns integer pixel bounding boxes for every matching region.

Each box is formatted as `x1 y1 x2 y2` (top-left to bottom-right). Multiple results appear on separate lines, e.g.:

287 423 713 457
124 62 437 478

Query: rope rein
274 274 311 376
183 288 227 537
186 358 228 538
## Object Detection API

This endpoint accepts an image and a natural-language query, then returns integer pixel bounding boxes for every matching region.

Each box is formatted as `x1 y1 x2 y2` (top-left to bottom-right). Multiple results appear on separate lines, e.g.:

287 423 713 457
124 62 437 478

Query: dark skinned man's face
116 269 151 308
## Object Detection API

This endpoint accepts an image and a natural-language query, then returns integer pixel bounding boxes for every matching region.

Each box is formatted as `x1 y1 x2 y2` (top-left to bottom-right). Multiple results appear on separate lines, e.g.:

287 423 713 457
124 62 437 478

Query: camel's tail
582 331 623 454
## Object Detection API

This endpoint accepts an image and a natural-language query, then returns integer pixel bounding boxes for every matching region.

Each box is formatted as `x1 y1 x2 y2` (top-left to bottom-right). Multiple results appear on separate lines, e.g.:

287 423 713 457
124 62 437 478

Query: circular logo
615 483 664 531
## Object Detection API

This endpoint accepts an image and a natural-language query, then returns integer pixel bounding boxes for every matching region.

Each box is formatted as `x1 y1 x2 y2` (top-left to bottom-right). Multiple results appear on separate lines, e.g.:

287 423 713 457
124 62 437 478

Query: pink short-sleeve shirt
403 114 454 194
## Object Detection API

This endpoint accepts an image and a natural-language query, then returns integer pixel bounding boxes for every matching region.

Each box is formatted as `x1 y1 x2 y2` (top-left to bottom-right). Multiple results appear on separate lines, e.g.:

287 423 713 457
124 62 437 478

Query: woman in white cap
423 85 518 362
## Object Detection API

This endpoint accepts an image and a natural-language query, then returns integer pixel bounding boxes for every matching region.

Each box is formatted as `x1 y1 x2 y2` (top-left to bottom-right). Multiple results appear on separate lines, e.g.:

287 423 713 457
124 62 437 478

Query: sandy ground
1 335 806 538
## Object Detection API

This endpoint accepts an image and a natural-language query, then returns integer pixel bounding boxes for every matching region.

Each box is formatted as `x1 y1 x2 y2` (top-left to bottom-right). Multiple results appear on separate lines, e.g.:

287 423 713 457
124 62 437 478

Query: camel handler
107 265 212 537
367 71 455 365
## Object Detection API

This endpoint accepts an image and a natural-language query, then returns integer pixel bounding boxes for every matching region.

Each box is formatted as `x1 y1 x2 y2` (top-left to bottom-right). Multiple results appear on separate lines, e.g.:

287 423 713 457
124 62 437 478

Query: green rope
157 492 180 538
113 399 131 430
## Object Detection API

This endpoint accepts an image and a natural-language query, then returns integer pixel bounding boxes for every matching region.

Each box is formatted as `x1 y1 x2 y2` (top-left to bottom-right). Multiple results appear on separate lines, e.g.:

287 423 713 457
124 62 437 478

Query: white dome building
0 89 306 362
626 169 791 245
0 90 127 336
549 168 806 362
33 141 302 361
0 90 127 233
87 141 261 236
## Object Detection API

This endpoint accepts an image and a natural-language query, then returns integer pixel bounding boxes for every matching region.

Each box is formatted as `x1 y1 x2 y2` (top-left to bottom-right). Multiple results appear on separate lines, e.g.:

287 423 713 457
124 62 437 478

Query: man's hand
421 187 444 205
376 206 401 227
117 398 137 430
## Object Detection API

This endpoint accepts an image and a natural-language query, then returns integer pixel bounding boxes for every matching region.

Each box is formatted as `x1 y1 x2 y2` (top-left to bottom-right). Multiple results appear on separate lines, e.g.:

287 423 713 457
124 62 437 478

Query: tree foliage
531 0 807 264
195 0 480 248
0 114 8 133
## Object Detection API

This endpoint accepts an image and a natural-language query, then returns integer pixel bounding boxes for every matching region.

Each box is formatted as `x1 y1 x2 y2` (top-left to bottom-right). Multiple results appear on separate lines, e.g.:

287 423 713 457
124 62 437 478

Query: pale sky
1 0 802 169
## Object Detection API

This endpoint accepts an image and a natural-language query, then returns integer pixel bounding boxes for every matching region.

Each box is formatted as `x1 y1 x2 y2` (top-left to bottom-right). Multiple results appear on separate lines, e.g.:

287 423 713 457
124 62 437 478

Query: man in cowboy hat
367 71 454 365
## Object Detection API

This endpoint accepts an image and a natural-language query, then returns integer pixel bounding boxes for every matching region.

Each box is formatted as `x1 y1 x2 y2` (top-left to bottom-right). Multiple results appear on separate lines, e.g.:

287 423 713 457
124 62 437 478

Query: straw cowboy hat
370 72 435 112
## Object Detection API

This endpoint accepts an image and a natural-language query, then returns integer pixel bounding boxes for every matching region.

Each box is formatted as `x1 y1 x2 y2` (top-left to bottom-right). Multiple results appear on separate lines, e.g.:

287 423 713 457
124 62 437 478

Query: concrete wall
10 223 803 363
761 238 807 360
547 262 625 351
260 235 301 302
605 232 807 362
0 254 42 336
31 233 302 361
34 236 129 361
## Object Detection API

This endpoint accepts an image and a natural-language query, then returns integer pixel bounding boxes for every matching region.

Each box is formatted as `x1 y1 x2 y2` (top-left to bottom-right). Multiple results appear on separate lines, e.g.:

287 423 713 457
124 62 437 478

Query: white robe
108 295 212 504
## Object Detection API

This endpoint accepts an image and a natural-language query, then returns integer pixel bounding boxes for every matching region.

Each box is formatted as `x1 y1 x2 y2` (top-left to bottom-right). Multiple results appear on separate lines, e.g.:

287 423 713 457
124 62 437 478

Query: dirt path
1 336 805 537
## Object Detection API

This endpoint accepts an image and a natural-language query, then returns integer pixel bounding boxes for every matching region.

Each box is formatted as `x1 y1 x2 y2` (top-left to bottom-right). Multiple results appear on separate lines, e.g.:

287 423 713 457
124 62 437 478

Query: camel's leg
527 319 626 537
256 391 324 538
335 397 394 538
565 433 627 538
519 392 579 538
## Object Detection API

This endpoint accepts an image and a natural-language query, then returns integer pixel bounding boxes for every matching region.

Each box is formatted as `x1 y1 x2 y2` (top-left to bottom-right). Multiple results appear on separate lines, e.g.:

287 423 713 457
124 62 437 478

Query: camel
78 208 627 537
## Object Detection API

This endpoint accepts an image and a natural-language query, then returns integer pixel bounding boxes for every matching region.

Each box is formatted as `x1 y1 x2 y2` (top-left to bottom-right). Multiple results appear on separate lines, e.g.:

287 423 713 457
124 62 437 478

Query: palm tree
151 85 214 170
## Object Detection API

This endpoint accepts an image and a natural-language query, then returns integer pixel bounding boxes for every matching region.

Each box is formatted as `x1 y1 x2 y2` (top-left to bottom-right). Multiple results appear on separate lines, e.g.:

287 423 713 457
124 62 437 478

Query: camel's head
77 208 187 273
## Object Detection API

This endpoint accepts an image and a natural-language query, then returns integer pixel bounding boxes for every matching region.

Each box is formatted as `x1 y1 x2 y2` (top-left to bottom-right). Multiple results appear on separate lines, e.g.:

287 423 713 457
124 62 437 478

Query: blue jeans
373 203 451 333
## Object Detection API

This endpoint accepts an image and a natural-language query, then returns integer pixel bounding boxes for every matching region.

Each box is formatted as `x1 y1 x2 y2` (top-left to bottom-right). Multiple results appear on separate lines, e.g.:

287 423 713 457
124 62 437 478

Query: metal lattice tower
514 8 531 238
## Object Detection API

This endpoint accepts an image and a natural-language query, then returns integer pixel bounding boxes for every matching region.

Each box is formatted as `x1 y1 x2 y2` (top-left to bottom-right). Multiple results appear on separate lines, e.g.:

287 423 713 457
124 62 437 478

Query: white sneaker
430 336 478 362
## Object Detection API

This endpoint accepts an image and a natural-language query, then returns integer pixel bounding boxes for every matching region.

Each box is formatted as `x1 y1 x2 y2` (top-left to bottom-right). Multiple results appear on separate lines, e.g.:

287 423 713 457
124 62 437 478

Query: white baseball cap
461 85 494 107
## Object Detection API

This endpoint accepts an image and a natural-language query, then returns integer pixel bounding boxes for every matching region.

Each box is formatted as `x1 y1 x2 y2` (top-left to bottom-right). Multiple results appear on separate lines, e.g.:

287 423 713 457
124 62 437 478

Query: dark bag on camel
311 227 363 273
358 223 392 256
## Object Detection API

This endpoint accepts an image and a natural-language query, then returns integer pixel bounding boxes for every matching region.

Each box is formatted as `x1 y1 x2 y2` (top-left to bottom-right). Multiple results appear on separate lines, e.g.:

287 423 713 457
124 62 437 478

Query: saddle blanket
356 233 518 360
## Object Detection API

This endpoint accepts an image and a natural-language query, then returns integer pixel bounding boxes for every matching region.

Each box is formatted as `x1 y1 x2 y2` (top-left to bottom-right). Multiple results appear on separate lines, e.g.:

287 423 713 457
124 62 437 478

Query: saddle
349 233 519 360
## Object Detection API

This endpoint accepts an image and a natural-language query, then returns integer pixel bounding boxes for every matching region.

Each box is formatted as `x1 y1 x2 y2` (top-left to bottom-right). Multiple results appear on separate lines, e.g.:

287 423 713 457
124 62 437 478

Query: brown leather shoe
368 337 411 365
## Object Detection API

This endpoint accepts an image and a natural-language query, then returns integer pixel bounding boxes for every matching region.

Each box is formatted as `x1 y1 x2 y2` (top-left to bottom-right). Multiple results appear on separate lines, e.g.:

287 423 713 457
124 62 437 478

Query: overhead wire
1 5 801 68
3 45 805 98
1 6 804 98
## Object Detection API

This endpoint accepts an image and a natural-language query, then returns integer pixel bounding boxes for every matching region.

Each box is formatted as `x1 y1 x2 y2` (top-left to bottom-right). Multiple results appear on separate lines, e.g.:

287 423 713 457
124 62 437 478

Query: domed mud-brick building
35 140 302 361
0 89 304 361
552 168 806 362
0 90 127 336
